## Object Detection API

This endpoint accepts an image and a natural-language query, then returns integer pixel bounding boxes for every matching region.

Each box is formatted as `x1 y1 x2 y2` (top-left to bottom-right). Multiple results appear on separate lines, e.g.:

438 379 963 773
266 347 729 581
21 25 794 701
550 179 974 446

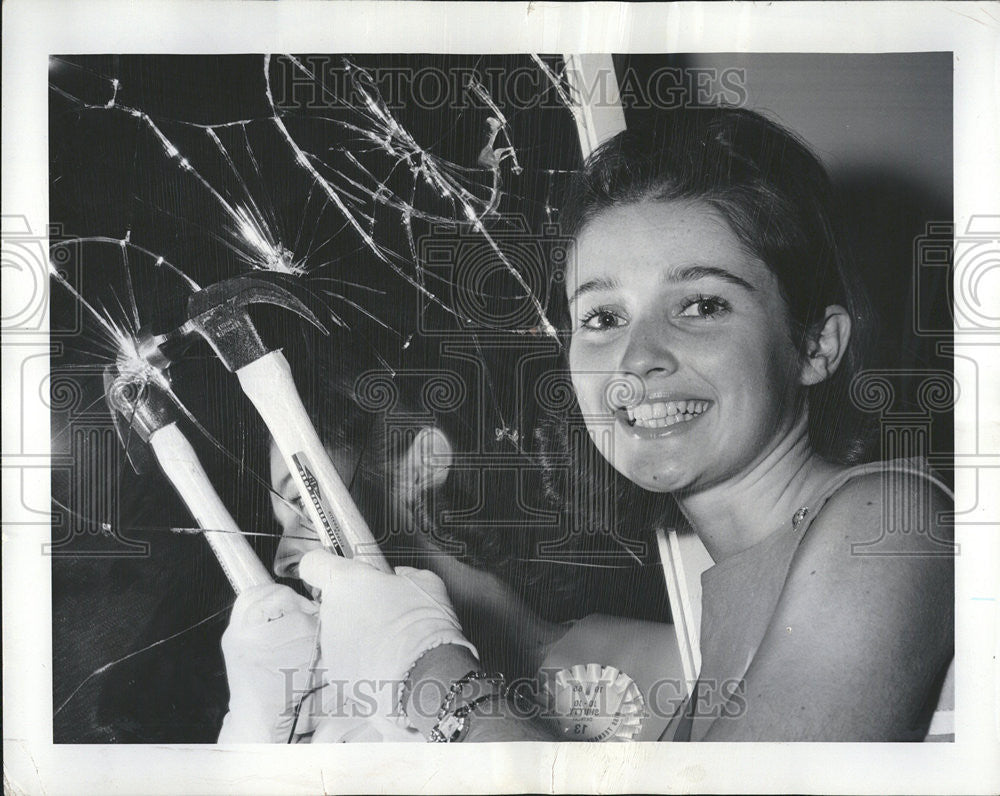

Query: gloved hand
218 583 319 743
298 549 478 727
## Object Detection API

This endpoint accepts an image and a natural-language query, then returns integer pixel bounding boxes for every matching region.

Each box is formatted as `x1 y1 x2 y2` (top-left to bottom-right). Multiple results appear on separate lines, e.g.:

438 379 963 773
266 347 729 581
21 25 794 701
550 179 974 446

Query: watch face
543 663 646 742
435 711 466 742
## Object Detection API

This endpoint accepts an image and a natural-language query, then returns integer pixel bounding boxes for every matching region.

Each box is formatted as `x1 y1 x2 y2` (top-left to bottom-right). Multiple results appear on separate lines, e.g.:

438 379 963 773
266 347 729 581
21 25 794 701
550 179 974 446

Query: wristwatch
429 693 500 742
428 670 506 743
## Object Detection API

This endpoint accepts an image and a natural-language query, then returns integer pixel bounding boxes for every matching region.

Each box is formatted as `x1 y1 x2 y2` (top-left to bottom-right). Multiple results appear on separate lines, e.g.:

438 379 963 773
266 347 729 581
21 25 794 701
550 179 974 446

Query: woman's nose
272 523 322 579
618 319 680 380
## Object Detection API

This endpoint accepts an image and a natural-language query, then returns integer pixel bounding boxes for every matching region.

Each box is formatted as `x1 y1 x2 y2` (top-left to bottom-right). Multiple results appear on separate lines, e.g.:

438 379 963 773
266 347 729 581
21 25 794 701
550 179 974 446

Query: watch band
428 670 506 743
429 693 505 743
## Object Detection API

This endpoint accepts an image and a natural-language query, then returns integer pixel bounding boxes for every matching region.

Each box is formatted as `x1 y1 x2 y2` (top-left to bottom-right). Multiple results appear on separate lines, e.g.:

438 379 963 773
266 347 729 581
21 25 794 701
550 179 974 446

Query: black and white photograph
3 2 999 794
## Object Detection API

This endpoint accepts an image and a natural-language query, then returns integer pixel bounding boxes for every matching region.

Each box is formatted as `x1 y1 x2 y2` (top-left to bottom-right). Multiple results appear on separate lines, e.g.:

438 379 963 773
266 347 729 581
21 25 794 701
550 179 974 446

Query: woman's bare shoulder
783 469 953 633
706 469 954 740
777 470 954 716
799 467 953 561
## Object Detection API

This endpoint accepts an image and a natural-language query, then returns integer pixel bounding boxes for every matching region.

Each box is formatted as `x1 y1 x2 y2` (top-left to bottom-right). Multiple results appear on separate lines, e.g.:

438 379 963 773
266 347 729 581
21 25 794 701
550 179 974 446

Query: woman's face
567 199 808 494
269 425 449 579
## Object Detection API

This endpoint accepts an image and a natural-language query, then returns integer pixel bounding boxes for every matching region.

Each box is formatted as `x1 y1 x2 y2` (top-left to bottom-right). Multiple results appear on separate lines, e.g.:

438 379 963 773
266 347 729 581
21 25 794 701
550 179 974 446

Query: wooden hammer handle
236 351 392 573
148 422 273 593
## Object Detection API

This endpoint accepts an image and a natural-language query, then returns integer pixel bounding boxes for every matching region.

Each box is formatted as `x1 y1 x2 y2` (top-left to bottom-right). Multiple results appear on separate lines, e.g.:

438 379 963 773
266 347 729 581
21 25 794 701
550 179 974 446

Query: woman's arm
407 543 564 676
405 644 560 741
299 549 565 741
703 472 954 741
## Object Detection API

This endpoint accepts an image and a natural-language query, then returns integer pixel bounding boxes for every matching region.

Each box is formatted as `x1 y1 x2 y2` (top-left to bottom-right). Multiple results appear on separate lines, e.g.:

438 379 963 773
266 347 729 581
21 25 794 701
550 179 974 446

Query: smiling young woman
552 107 953 741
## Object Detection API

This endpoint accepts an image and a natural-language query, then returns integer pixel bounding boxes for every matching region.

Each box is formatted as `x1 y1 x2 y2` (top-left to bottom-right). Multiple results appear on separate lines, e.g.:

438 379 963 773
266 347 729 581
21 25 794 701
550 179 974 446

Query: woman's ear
397 426 453 506
800 305 852 386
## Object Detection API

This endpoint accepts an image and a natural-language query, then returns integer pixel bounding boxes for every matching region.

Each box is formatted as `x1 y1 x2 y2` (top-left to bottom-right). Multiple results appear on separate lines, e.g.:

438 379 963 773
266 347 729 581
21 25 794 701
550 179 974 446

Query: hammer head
138 273 328 373
104 364 178 472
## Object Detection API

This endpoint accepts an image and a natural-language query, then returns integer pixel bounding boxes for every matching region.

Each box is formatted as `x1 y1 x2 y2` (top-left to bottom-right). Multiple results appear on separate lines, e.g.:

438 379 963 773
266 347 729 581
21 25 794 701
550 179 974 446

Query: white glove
218 583 319 743
299 549 478 726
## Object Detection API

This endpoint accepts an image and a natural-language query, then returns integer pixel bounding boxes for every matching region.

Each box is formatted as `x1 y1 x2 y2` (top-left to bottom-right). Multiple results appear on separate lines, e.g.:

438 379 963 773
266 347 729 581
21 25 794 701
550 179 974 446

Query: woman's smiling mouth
618 399 711 430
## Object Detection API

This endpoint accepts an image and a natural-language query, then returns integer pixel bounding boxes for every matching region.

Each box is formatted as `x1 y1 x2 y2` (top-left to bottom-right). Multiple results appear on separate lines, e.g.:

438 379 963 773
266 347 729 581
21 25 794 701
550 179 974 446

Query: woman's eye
678 295 731 319
580 308 626 331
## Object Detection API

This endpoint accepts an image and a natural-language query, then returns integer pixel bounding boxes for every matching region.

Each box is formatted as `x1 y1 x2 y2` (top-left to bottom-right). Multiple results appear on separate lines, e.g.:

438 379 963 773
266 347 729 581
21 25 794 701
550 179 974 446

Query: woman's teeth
625 400 709 428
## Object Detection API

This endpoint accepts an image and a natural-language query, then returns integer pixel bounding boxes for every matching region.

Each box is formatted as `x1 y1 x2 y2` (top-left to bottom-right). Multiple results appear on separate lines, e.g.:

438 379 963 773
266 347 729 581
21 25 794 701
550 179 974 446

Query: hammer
137 274 392 573
103 366 272 593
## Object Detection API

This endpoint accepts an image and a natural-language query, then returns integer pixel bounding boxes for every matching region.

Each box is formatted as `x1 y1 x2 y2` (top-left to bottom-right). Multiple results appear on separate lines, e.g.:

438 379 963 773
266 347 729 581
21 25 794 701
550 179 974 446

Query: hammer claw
189 273 328 337
138 272 330 372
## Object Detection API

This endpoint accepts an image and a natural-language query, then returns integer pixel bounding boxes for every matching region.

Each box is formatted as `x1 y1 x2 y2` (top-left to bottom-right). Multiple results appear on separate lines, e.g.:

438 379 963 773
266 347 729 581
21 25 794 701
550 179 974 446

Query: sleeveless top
662 458 954 742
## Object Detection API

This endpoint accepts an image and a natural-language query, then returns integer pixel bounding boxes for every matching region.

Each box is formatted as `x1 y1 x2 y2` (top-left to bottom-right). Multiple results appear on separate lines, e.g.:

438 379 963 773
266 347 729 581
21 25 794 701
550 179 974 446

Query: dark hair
286 330 586 616
554 106 875 463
